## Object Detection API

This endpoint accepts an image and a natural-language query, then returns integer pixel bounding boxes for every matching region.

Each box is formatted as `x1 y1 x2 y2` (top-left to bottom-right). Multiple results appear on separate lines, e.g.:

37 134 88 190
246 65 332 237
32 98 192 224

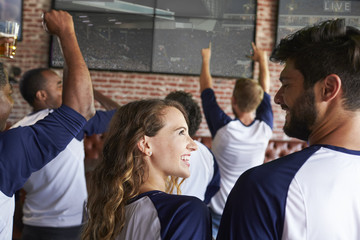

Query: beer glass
0 21 20 59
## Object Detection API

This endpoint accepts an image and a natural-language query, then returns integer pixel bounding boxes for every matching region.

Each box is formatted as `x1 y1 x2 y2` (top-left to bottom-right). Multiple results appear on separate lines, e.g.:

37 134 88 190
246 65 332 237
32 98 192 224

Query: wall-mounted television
50 0 257 78
276 0 360 44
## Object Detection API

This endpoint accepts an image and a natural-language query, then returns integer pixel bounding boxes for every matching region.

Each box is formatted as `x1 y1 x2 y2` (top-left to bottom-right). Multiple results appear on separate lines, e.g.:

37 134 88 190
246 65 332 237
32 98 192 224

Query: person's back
219 144 360 239
13 109 87 237
209 106 272 211
199 43 273 237
281 146 360 239
119 191 210 239
181 140 218 203
16 110 115 238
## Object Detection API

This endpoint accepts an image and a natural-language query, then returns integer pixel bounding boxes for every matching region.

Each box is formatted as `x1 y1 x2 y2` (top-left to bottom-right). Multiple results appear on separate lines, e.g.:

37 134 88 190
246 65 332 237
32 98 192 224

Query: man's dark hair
270 18 360 111
19 68 49 106
165 90 202 137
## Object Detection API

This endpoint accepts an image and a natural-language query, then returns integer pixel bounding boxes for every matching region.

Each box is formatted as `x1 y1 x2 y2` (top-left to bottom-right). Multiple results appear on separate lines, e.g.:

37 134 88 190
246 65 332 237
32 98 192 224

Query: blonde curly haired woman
82 99 212 240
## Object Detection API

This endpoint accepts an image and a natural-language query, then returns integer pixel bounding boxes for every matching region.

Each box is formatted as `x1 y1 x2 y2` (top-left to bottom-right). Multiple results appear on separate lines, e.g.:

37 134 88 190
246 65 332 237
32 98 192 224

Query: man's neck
309 111 360 150
32 107 47 113
236 111 256 126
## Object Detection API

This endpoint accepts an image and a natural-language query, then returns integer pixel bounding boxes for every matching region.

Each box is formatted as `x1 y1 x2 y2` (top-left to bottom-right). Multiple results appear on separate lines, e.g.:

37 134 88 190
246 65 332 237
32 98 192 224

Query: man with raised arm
12 68 119 239
199 42 273 238
0 10 95 239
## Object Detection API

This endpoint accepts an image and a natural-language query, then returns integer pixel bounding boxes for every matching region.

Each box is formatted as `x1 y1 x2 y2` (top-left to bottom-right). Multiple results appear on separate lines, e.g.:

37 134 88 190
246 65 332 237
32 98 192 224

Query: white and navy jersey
179 140 220 204
218 145 360 240
0 106 86 239
118 191 212 240
201 88 273 215
12 109 115 228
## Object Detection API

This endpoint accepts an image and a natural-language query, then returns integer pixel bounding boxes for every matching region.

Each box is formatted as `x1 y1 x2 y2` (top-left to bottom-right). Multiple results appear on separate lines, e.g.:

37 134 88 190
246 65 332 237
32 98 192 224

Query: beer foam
0 32 16 38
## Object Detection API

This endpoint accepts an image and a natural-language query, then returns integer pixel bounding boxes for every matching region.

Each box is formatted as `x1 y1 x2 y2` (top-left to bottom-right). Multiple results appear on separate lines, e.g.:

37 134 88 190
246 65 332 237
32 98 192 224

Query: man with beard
217 18 360 239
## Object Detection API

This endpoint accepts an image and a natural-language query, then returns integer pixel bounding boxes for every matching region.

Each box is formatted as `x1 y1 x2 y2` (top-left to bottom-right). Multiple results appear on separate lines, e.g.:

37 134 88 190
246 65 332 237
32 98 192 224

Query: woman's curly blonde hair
82 99 188 240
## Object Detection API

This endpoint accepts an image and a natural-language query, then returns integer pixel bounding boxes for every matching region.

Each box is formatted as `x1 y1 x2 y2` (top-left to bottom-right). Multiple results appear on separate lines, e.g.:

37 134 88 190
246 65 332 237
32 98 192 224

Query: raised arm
250 42 270 93
43 10 95 120
199 43 213 92
94 89 120 110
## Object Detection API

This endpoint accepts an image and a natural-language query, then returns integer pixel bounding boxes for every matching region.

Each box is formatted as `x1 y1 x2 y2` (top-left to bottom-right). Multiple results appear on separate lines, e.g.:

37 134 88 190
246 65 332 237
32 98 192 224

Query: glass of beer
0 21 20 59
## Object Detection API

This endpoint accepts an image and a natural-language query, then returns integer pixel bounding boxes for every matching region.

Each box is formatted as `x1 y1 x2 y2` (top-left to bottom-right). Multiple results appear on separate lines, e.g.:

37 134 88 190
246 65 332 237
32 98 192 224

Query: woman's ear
137 136 152 156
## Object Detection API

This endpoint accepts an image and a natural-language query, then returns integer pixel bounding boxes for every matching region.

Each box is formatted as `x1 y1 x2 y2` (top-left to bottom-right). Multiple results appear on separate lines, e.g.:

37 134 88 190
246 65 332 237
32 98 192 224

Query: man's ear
35 90 47 101
321 74 342 102
137 136 152 156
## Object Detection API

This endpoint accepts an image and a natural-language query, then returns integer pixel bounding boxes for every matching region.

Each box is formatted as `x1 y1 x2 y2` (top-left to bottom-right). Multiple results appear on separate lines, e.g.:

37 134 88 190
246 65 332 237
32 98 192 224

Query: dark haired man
218 19 360 239
12 67 118 240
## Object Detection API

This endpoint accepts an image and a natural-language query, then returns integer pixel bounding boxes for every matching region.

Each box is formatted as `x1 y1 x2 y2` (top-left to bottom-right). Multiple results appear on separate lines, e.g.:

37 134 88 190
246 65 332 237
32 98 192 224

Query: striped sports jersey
218 145 360 239
118 191 212 239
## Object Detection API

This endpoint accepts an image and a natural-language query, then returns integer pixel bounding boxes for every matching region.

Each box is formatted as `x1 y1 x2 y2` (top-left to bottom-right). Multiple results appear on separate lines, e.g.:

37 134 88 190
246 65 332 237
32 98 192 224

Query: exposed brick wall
4 0 292 140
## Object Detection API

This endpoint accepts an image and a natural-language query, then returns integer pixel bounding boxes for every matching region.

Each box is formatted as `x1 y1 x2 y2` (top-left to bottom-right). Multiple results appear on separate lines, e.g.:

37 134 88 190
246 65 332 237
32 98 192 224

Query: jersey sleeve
217 146 318 240
216 167 281 240
76 109 116 140
255 92 273 129
151 192 212 240
204 150 220 205
163 197 212 240
0 105 86 197
201 88 232 138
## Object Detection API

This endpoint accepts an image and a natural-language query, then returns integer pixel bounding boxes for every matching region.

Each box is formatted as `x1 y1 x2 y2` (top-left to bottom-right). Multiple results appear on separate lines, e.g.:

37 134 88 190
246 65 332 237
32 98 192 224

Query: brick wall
4 0 291 140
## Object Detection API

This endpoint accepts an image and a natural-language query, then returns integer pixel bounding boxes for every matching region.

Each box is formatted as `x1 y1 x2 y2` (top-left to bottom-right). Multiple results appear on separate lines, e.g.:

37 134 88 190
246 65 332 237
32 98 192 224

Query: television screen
51 0 257 78
276 0 360 44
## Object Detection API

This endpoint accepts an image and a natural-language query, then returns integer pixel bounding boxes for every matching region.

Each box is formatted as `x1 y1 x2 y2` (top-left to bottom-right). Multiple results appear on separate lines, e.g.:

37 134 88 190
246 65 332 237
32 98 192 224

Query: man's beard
283 88 317 141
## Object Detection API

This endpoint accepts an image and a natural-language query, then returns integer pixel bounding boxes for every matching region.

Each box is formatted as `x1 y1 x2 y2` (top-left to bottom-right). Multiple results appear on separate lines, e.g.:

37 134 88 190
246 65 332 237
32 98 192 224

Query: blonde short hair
232 78 264 112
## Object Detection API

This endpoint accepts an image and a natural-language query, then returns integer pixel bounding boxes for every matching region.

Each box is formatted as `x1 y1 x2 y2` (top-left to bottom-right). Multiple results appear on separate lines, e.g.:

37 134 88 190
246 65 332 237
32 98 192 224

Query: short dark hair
19 68 49 106
165 91 202 137
271 18 360 111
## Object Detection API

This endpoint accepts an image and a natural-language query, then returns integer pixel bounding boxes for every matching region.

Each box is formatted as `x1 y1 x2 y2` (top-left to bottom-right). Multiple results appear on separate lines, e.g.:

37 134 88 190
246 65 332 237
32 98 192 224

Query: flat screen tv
276 0 360 44
50 0 257 78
